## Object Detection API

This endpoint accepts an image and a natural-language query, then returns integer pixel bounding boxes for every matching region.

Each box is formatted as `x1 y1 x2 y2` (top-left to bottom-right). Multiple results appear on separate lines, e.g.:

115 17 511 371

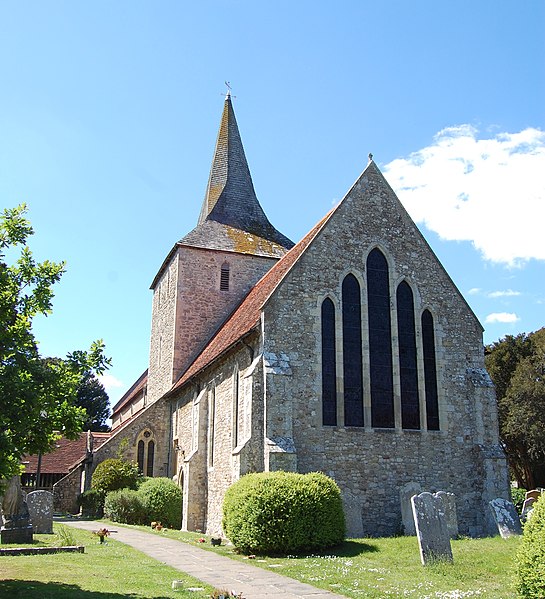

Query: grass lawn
120 523 522 598
0 524 213 599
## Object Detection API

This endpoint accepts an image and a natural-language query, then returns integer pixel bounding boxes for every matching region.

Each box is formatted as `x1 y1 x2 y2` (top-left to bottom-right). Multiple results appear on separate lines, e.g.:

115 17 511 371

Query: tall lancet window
396 281 420 429
220 262 230 291
342 275 364 427
367 249 394 428
321 298 337 426
422 310 440 430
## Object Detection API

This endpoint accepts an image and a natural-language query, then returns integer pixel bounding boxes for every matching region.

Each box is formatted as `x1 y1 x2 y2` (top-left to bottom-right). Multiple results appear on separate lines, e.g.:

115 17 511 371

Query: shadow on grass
0 580 172 599
264 539 380 559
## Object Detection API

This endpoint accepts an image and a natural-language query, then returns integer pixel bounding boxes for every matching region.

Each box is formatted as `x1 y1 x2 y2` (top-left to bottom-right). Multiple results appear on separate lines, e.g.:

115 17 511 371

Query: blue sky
1 1 543 408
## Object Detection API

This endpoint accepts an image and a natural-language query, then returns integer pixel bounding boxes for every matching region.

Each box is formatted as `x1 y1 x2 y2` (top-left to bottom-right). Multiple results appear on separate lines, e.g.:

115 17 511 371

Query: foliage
76 371 110 432
54 524 76 547
77 488 106 518
104 489 147 525
91 458 140 495
516 494 545 598
222 471 345 554
0 204 111 485
486 328 545 488
137 477 183 528
511 487 527 514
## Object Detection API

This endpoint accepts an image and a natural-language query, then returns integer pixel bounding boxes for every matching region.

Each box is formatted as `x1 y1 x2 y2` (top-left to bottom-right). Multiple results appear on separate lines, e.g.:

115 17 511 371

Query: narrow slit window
137 440 145 472
321 298 337 426
342 274 364 427
146 440 155 477
422 310 440 430
220 263 230 291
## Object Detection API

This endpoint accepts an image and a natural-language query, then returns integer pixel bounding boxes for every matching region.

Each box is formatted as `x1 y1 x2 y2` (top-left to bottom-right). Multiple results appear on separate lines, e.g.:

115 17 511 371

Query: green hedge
104 489 147 525
91 458 140 495
516 494 545 597
77 488 105 518
222 471 345 554
138 477 183 529
511 487 527 514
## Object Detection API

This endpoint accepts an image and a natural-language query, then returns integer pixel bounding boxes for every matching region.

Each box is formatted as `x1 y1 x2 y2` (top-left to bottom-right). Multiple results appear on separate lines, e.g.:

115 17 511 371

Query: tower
147 94 293 404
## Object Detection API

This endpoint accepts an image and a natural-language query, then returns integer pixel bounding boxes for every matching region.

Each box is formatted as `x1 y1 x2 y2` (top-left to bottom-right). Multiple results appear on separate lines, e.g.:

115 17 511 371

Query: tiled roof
22 433 110 474
182 93 294 254
111 369 148 416
167 207 336 395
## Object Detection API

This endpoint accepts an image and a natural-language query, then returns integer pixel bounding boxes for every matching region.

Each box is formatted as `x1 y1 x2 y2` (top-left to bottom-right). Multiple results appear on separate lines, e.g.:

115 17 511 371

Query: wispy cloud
485 312 520 324
468 287 482 295
384 126 545 265
98 373 124 393
487 289 521 298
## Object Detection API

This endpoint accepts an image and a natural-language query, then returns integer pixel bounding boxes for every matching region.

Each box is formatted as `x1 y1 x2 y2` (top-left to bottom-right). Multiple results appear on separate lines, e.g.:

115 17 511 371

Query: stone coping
0 545 84 556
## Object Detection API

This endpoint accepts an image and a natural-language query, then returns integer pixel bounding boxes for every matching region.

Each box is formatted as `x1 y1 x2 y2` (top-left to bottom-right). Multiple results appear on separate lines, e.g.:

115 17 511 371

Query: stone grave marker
411 492 453 565
488 498 522 538
436 491 459 539
525 489 542 502
399 482 422 535
26 490 54 534
521 497 537 521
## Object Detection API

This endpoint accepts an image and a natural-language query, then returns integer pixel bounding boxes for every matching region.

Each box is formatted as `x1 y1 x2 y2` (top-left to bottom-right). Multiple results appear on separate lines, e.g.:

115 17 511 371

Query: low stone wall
53 468 83 515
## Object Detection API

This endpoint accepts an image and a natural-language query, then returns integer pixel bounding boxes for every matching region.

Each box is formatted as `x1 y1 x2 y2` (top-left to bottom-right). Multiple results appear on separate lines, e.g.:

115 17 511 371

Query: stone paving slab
63 519 346 599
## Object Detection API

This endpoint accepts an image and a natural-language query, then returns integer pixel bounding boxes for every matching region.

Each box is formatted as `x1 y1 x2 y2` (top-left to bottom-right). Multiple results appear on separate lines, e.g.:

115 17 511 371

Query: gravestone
26 490 54 534
488 498 522 538
399 482 422 535
521 497 537 521
1 476 33 544
411 492 453 565
436 491 459 539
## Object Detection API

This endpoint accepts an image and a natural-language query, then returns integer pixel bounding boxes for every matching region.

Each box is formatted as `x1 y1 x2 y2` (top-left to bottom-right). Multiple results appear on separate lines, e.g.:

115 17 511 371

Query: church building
85 93 509 537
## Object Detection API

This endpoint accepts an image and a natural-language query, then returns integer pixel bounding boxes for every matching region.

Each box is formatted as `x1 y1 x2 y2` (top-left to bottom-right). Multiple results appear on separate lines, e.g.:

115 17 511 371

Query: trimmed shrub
511 487 527 514
138 477 183 529
222 471 346 554
104 488 147 525
77 488 105 518
516 493 545 598
91 458 140 495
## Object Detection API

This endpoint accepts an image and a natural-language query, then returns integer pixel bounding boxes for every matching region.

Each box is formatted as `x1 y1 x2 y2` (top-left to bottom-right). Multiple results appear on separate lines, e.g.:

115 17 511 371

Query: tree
486 328 545 489
0 204 111 486
76 371 111 432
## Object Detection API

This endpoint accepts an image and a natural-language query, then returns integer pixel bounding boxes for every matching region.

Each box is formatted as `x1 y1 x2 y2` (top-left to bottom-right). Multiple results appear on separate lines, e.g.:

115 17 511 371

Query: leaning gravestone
26 490 54 534
436 491 459 539
488 498 522 538
521 497 537 521
411 492 453 565
399 482 422 535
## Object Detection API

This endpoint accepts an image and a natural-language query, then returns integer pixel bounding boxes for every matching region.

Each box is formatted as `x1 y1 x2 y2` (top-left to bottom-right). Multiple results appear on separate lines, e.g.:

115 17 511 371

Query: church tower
147 93 294 404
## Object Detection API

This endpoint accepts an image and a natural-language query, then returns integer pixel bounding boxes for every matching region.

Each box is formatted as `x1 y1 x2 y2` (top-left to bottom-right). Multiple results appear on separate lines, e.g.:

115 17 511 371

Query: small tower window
220 262 230 291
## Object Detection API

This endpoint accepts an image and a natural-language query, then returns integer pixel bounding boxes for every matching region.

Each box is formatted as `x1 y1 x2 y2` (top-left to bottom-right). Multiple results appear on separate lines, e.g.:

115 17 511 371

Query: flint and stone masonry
90 93 509 538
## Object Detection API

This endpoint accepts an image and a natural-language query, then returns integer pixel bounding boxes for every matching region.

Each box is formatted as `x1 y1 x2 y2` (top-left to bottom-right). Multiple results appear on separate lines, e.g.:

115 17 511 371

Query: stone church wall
260 165 508 537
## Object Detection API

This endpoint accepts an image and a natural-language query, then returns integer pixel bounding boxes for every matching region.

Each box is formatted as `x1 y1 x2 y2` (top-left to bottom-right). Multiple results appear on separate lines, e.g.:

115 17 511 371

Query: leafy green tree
0 204 111 486
76 371 111 432
486 328 545 488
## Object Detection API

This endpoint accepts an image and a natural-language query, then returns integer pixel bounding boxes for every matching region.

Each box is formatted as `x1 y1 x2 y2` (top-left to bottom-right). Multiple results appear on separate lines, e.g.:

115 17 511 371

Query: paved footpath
63 519 346 599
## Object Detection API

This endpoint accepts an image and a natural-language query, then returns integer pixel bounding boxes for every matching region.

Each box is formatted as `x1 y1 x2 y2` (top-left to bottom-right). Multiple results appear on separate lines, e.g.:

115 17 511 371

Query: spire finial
368 152 374 162
224 81 233 100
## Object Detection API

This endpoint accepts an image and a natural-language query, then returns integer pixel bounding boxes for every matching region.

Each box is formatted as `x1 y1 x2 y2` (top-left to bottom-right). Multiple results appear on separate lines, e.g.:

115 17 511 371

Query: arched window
147 440 155 477
367 249 394 428
422 310 440 430
396 282 420 429
136 430 154 475
220 262 230 291
321 298 337 426
137 440 145 472
342 275 364 426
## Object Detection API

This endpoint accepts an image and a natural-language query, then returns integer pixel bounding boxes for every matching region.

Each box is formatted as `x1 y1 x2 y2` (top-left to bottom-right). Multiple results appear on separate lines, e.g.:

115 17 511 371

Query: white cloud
468 287 482 295
98 373 124 393
485 312 520 324
488 289 521 298
384 126 545 265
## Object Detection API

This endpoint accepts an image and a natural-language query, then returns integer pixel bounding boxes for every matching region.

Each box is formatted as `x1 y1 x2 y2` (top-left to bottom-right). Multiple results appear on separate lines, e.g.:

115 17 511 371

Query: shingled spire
180 93 294 257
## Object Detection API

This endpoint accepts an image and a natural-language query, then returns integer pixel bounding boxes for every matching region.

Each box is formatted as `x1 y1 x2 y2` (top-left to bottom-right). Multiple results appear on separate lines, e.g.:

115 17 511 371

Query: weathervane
223 81 236 100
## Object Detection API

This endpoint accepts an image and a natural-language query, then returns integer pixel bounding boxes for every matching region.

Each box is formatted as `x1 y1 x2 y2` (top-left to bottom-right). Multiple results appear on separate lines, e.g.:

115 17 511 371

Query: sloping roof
22 433 110 474
167 207 336 395
180 93 294 255
111 369 148 416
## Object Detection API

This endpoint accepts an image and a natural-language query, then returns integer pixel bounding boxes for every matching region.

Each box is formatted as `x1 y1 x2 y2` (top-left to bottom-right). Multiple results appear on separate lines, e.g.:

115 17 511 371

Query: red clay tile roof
166 208 336 395
111 369 148 415
22 433 110 474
